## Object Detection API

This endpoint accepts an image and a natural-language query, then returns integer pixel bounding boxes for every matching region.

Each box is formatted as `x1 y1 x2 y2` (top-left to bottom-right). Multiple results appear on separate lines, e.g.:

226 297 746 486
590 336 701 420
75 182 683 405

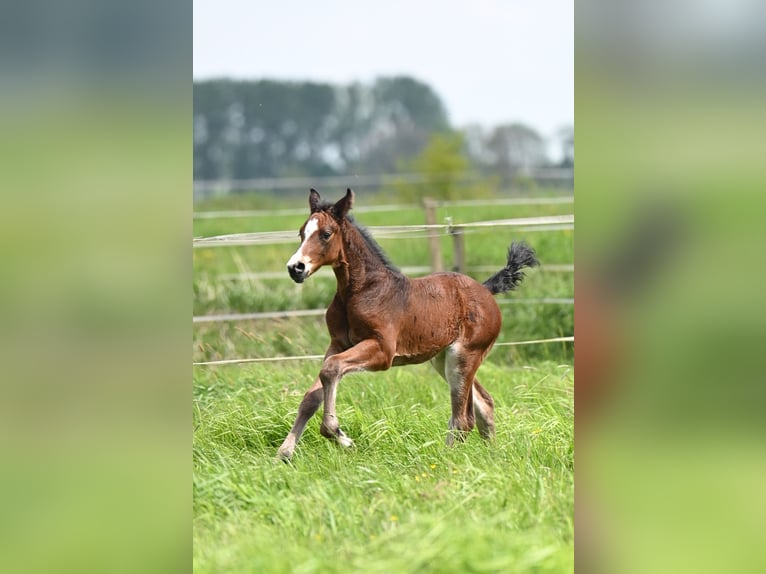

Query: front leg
318 338 394 448
276 343 345 461
276 377 323 460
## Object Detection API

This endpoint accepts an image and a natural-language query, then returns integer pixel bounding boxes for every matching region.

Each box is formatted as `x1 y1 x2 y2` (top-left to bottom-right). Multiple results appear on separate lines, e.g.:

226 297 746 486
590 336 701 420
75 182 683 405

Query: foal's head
287 188 353 283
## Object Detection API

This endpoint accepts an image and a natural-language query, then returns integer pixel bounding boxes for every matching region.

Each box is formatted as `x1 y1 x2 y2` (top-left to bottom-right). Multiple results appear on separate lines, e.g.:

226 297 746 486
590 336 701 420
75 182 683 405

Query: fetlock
320 421 338 439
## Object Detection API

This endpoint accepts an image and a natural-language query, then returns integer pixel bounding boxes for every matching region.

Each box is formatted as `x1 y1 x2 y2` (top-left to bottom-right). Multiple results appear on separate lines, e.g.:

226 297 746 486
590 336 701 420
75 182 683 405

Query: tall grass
193 361 573 573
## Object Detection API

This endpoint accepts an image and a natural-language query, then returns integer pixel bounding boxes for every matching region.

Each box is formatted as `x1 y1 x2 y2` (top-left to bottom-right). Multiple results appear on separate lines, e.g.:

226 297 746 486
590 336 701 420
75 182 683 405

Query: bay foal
277 189 539 459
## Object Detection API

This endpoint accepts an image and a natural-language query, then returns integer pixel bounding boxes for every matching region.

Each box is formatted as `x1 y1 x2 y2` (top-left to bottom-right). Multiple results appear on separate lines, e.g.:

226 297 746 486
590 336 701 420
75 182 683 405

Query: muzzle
287 261 307 283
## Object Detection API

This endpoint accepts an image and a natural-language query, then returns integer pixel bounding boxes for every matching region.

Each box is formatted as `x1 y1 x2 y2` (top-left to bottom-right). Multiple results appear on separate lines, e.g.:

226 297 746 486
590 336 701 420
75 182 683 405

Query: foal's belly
392 350 442 366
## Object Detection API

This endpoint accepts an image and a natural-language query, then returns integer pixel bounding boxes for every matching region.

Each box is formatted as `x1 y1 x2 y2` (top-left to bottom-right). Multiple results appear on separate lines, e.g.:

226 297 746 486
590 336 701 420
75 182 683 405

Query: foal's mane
316 201 400 273
348 215 400 273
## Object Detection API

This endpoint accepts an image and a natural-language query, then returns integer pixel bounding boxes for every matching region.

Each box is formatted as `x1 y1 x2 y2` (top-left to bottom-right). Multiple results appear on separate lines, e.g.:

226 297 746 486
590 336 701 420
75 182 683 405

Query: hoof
336 435 354 448
445 430 469 447
334 427 354 448
276 447 294 461
277 435 297 461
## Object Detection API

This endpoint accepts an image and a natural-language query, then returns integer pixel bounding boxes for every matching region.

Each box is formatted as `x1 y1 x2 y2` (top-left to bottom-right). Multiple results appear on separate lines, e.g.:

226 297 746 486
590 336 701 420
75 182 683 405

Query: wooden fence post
422 198 443 272
450 226 465 273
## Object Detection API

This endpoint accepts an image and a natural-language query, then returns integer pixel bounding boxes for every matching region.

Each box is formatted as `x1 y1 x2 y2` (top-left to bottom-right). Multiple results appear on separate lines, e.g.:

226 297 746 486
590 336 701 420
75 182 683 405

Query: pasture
193 189 574 572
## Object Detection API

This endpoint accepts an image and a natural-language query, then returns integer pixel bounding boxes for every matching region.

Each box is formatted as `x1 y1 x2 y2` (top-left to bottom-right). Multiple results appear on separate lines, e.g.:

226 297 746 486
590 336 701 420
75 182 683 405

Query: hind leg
431 349 469 444
472 379 495 440
430 349 447 379
444 344 485 446
432 348 495 443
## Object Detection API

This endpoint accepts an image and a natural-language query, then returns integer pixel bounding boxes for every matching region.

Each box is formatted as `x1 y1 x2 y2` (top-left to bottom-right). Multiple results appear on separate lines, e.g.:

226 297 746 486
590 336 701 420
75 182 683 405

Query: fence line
192 336 574 366
194 309 325 323
193 298 573 324
492 336 574 347
194 195 574 220
193 169 573 198
375 214 573 233
193 215 574 248
193 354 325 366
499 298 573 306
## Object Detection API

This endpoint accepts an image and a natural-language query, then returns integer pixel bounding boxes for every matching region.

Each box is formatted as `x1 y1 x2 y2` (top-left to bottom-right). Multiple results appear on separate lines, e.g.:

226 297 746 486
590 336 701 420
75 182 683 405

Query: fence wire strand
192 336 573 366
193 215 573 248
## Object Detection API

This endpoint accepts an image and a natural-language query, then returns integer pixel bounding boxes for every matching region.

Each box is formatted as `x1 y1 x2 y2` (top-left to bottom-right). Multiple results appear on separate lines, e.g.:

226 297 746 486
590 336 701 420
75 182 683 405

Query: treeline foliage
394 132 490 202
194 76 449 180
194 76 571 182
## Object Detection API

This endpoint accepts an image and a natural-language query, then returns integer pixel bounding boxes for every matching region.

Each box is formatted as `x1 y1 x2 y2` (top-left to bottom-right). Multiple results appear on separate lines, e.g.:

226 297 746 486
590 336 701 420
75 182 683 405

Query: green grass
193 361 573 573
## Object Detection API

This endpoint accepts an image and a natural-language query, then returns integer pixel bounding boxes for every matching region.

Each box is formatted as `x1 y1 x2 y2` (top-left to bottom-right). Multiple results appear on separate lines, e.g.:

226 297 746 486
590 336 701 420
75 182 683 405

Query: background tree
461 123 494 170
555 124 574 167
360 76 450 173
395 132 469 202
486 122 547 184
193 76 450 181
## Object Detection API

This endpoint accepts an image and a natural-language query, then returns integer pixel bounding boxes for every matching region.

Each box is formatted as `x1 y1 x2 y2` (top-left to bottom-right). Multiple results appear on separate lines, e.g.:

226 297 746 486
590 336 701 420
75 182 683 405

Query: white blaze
287 217 319 273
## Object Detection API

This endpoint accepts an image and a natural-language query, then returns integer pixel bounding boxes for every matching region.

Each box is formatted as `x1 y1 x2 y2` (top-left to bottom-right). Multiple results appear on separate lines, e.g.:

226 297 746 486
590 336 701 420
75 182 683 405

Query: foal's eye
320 230 332 240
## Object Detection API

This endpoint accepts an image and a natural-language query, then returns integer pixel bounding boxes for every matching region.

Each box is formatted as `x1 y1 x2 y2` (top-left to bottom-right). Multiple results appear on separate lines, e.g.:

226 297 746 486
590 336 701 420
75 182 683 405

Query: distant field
193 188 574 573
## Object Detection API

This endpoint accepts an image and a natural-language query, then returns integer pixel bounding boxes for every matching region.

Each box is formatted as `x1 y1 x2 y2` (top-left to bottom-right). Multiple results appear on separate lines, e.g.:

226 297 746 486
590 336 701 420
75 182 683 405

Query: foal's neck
333 221 396 299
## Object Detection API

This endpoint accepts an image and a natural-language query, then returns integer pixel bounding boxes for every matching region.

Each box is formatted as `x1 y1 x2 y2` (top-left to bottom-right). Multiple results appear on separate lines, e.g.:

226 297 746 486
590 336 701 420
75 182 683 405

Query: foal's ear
332 188 354 220
309 188 321 213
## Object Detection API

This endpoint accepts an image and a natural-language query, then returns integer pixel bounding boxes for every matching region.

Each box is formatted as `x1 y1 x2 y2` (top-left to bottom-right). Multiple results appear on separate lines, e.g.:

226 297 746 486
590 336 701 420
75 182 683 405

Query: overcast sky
194 1 573 138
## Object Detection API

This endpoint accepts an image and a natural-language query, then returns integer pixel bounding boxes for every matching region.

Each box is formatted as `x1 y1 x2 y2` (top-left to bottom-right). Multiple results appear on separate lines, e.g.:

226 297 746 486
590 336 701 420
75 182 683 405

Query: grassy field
193 189 574 572
194 361 573 573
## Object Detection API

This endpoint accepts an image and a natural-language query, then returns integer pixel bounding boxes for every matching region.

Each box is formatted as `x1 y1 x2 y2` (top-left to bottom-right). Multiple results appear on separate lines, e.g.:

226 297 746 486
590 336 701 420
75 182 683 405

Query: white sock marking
445 343 464 393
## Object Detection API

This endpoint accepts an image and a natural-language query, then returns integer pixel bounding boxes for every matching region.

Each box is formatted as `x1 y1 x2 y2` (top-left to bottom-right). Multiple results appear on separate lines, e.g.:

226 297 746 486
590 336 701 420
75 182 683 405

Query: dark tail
483 241 540 295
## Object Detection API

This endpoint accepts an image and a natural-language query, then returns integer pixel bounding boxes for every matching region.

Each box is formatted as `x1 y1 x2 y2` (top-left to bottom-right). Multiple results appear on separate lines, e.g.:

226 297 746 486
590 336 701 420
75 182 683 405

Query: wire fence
193 198 574 367
192 336 574 366
212 264 574 282
193 298 574 324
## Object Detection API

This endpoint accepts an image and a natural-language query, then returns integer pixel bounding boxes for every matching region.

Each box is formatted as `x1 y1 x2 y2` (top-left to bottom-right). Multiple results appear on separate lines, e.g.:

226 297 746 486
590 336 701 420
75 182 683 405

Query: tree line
194 76 573 183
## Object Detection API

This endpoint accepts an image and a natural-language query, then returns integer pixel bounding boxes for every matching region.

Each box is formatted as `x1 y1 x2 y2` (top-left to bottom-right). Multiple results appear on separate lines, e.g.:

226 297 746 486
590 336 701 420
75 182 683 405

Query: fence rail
194 195 574 220
193 214 574 248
